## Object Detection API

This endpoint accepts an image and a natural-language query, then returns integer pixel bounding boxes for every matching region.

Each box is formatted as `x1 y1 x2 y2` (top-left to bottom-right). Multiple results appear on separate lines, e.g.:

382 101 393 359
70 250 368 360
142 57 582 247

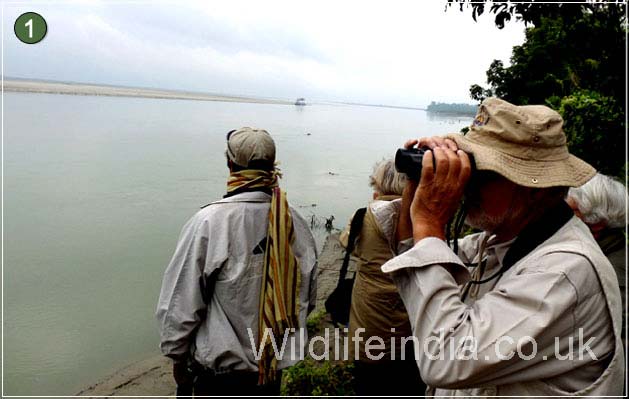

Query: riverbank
3 79 293 105
77 232 353 396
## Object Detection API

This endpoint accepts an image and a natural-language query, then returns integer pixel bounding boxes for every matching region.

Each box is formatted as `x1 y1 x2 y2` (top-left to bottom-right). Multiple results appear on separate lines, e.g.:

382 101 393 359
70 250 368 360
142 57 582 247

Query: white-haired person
339 158 425 396
567 173 627 347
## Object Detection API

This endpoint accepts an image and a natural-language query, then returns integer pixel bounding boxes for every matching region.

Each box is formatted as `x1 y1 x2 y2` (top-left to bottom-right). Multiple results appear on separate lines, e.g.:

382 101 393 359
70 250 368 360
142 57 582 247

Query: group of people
156 98 626 396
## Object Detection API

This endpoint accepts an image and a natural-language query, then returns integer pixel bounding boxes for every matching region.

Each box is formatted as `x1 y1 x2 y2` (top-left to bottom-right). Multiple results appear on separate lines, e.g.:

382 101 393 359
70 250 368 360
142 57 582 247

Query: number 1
25 18 33 38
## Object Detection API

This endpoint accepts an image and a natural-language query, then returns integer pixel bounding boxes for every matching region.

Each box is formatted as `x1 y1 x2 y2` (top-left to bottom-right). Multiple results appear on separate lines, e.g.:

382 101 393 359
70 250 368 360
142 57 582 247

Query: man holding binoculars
385 98 624 396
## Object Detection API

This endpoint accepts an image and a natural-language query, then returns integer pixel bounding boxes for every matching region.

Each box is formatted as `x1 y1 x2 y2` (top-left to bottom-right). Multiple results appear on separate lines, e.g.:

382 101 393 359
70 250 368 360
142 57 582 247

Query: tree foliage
453 1 626 177
446 0 623 28
471 9 625 106
549 91 624 176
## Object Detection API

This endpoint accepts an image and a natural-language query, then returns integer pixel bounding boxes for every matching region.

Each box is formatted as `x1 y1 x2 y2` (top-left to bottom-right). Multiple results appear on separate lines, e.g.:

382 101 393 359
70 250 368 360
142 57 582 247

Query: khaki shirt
341 197 414 362
382 216 624 396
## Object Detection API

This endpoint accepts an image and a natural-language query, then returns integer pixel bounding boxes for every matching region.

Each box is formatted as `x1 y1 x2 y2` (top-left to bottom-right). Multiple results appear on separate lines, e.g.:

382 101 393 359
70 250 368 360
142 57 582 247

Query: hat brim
447 134 596 188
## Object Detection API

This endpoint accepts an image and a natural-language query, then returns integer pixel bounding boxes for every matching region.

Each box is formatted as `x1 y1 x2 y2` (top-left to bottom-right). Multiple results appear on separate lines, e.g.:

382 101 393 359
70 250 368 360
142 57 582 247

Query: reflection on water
426 110 475 126
3 93 469 395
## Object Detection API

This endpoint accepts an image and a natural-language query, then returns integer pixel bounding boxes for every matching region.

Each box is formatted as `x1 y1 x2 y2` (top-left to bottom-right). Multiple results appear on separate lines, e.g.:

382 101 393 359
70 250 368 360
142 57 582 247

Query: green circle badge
14 12 47 44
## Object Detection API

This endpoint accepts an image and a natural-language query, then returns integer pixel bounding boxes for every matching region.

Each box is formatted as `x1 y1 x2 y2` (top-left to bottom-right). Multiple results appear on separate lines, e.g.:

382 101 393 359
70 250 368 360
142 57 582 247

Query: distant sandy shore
3 79 293 105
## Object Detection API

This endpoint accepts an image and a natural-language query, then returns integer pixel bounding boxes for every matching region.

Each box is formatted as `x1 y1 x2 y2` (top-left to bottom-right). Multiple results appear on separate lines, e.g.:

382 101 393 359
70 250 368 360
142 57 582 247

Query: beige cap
226 127 276 168
446 97 595 188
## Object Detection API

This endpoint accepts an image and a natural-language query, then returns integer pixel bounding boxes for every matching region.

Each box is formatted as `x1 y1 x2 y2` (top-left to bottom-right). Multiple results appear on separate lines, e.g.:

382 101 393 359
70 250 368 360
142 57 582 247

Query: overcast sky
3 0 525 107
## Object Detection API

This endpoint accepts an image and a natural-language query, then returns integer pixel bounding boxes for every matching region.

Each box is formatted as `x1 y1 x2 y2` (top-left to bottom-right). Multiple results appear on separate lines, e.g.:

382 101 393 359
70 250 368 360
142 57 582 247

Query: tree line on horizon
426 101 478 115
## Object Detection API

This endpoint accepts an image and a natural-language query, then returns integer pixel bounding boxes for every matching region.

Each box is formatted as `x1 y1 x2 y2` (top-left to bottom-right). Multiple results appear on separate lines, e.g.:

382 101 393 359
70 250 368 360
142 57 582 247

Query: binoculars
395 147 475 181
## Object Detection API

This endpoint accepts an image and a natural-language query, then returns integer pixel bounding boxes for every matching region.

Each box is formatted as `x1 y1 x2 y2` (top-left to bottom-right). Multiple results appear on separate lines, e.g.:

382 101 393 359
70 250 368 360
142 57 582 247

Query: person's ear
565 197 583 218
227 159 233 172
589 220 608 234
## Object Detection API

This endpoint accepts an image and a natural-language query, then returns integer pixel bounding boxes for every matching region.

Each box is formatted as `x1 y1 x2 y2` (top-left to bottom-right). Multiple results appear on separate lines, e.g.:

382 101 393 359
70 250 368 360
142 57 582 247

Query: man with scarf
156 127 318 396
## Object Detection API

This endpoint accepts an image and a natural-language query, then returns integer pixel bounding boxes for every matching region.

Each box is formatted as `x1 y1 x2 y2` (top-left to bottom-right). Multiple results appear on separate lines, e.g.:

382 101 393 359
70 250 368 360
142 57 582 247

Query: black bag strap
337 207 367 286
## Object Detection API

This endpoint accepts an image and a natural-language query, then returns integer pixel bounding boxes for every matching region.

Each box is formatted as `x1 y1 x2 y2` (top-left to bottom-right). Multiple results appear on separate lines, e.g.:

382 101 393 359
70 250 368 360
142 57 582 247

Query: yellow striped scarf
226 169 301 385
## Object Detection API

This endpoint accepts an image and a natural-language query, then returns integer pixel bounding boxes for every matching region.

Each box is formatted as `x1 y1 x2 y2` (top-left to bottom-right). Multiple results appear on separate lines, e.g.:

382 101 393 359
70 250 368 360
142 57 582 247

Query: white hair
568 173 628 228
369 158 407 196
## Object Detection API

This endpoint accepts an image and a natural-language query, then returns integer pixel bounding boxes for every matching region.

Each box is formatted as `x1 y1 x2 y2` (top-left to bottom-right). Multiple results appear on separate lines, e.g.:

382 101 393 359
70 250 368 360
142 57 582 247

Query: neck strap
465 201 574 289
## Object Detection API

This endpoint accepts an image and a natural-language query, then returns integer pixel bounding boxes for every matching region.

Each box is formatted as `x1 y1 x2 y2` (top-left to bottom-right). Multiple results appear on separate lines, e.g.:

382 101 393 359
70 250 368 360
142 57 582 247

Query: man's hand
409 137 472 242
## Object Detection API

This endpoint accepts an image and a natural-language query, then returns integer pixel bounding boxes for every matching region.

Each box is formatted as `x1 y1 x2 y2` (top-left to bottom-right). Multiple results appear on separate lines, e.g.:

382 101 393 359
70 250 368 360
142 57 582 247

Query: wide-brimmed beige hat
446 97 595 188
226 127 276 168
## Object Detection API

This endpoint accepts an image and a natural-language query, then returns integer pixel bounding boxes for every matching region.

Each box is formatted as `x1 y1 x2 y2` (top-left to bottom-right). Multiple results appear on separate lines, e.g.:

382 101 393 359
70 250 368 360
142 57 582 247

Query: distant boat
294 98 306 106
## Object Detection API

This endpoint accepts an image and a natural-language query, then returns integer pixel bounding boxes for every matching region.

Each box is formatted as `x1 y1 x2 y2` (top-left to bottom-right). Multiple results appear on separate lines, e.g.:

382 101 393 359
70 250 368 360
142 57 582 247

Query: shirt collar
207 191 271 206
490 237 517 268
481 233 517 270
376 194 401 201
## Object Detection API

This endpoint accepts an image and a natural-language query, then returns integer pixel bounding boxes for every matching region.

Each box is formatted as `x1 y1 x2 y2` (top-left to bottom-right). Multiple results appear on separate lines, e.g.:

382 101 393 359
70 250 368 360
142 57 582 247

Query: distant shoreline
331 100 426 111
2 79 472 114
2 79 294 105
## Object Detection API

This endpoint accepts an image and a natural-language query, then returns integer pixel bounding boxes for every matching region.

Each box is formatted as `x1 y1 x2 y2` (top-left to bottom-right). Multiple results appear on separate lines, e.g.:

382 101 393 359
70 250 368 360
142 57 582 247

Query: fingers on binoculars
404 139 419 149
420 149 434 182
428 148 470 181
418 136 455 151
434 148 451 180
458 150 472 180
444 138 458 151
445 148 461 178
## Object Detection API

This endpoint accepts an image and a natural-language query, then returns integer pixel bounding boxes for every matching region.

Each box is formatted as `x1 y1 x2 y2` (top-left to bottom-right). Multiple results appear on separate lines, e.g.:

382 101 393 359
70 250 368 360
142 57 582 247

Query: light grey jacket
156 191 318 372
382 216 624 397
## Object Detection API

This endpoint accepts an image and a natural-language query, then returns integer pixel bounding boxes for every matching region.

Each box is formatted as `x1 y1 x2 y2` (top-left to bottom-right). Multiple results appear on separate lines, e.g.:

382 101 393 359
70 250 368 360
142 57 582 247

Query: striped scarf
227 169 301 385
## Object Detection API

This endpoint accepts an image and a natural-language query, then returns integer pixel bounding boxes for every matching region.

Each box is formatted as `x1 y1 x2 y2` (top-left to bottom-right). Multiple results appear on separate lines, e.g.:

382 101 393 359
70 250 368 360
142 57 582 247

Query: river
2 92 469 395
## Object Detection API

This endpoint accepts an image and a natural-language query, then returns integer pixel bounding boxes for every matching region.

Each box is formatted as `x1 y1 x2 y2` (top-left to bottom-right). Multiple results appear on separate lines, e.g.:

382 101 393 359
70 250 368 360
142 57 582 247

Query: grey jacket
382 216 624 396
156 191 318 372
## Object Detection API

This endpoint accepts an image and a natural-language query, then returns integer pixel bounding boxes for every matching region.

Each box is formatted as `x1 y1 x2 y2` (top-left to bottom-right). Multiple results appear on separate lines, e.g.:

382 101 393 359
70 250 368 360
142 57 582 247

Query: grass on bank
281 309 355 395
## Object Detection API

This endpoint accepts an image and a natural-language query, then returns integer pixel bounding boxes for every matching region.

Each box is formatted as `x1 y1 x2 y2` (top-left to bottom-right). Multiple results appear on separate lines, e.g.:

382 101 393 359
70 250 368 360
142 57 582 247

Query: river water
2 92 469 395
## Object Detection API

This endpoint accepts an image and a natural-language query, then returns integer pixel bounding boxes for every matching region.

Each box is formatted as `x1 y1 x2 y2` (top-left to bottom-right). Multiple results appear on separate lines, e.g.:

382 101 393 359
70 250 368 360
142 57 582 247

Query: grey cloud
3 1 524 107
96 4 332 63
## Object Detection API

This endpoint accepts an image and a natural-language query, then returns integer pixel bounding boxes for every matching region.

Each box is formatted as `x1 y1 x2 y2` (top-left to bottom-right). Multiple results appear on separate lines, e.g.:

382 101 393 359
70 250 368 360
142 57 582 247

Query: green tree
549 90 624 176
451 0 626 177
446 0 622 29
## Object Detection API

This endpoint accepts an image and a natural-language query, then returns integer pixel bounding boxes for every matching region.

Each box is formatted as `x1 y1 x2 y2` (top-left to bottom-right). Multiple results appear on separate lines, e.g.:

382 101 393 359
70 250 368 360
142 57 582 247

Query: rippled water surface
3 93 469 395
